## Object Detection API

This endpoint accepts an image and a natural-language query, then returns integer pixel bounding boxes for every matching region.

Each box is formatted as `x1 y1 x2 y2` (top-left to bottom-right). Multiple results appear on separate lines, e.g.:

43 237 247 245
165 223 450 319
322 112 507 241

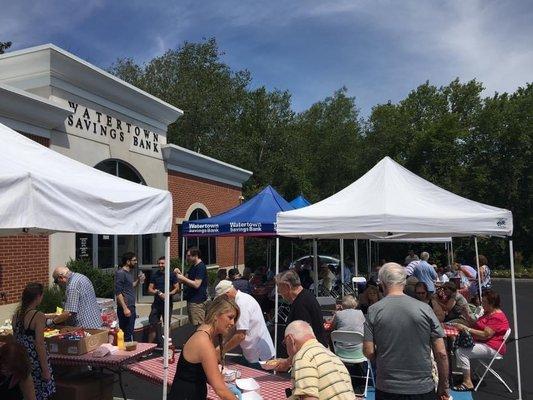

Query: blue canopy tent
182 185 294 355
289 194 311 209
182 185 294 237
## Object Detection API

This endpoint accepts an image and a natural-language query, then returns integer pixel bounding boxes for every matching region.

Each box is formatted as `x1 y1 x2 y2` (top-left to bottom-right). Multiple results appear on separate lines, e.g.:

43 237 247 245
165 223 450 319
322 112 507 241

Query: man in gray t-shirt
364 263 450 400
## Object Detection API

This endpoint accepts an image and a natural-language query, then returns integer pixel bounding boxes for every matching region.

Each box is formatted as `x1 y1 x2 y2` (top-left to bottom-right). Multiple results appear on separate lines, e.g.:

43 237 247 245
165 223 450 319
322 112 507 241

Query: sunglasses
53 275 62 284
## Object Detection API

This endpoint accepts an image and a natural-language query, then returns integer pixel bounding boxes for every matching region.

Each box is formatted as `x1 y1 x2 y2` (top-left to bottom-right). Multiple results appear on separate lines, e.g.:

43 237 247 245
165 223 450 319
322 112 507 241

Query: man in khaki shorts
175 247 208 325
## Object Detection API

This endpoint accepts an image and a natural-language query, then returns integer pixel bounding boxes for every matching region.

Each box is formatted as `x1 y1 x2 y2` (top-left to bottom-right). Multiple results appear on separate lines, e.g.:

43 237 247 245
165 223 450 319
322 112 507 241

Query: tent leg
340 239 345 297
367 240 371 274
509 240 523 400
313 240 318 296
450 240 454 263
180 237 186 316
354 239 358 276
274 238 280 357
162 234 171 400
474 237 482 300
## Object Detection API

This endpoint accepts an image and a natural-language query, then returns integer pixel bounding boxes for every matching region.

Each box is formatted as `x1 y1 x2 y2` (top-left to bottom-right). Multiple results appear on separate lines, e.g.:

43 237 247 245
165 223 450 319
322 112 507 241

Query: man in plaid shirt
51 266 103 328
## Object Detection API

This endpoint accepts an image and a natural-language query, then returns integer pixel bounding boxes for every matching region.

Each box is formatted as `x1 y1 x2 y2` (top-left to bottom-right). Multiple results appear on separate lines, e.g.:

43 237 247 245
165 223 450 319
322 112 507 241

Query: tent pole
474 237 482 300
509 240 523 400
313 239 318 296
162 234 171 400
180 236 186 317
354 239 359 276
450 240 454 263
235 236 240 270
274 237 280 356
291 240 294 264
367 240 371 274
340 239 345 297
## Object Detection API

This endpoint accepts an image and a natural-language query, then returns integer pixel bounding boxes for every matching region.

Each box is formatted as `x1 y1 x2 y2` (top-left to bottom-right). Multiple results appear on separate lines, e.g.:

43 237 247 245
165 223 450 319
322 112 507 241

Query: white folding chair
330 330 375 398
474 328 512 393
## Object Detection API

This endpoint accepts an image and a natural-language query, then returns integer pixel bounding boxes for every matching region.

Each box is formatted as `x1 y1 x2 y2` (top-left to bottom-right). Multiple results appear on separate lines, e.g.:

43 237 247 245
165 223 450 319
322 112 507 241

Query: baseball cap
215 280 234 297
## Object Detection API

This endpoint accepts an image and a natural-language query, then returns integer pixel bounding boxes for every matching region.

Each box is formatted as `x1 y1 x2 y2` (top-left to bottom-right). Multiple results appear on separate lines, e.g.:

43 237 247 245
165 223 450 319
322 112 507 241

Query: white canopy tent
277 156 522 399
0 123 174 399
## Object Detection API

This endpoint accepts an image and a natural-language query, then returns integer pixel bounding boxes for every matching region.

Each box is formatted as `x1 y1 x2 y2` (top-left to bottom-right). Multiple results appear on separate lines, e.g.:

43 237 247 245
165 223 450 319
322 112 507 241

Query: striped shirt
64 272 103 329
291 339 356 400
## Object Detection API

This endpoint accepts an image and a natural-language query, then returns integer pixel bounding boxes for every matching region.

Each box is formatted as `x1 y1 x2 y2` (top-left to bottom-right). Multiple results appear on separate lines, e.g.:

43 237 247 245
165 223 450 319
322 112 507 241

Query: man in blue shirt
175 247 207 326
413 251 438 294
148 256 180 344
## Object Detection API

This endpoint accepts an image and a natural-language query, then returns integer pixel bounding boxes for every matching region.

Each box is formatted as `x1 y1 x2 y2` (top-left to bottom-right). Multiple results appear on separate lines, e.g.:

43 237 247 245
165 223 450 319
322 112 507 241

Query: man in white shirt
215 280 275 366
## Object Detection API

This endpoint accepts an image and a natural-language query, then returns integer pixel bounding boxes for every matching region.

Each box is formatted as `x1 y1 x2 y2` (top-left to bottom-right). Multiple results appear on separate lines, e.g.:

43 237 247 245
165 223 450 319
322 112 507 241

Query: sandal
453 383 474 392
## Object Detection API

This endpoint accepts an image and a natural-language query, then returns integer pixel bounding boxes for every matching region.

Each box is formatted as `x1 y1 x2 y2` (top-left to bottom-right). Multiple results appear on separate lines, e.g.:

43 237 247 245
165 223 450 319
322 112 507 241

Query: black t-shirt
287 289 327 346
183 262 207 303
150 269 178 305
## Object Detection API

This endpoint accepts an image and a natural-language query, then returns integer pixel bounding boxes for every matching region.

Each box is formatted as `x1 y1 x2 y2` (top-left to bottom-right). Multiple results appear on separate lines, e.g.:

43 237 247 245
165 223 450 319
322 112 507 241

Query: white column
162 234 171 400
274 237 280 356
313 239 318 296
340 239 345 297
509 240 523 400
474 237 482 299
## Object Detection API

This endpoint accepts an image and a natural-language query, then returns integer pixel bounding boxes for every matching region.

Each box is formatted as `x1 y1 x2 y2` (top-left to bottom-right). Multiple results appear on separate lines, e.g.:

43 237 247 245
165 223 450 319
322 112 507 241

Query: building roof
0 44 183 129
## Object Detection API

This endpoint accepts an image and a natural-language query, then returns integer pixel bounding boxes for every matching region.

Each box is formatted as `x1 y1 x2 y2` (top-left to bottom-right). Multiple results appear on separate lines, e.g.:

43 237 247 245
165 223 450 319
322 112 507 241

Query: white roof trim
0 83 71 130
162 144 252 188
0 44 183 126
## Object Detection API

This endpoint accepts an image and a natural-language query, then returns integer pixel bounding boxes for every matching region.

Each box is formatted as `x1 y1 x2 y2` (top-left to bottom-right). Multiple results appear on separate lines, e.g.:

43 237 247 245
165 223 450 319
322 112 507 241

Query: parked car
290 255 340 269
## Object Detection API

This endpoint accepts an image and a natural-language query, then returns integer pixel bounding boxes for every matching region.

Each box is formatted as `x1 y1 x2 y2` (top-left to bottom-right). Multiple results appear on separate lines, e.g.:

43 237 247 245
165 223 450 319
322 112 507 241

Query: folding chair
351 276 367 298
330 330 375 398
474 328 512 393
317 296 336 307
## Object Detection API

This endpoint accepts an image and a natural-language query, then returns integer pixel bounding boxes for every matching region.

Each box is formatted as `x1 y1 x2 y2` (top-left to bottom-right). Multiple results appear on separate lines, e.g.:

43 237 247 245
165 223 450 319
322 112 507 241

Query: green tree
0 41 12 54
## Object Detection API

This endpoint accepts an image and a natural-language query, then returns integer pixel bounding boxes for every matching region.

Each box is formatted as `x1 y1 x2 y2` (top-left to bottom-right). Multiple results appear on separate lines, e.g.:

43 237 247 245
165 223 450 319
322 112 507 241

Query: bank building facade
0 44 251 320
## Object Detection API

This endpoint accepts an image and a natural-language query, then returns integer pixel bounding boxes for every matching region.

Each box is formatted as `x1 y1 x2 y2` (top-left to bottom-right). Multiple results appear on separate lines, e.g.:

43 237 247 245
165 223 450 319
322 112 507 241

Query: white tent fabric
1 122 174 399
276 156 522 399
277 156 512 239
0 122 172 235
370 237 452 243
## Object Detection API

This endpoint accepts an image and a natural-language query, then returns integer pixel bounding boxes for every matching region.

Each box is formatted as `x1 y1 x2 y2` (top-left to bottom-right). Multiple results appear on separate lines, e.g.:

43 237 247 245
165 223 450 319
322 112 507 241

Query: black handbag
454 330 475 349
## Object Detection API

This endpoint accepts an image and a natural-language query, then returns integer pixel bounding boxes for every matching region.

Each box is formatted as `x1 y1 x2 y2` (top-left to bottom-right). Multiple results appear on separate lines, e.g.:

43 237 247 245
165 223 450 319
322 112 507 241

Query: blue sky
1 0 532 116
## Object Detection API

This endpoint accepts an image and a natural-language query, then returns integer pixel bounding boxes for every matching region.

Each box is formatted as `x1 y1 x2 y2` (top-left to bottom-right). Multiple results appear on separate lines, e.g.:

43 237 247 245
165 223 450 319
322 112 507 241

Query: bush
37 285 64 313
66 259 115 298
491 267 532 279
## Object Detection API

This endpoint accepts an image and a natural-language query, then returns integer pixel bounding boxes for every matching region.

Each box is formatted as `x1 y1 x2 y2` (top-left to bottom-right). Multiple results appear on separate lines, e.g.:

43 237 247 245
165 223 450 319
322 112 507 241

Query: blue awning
289 195 311 209
182 185 294 237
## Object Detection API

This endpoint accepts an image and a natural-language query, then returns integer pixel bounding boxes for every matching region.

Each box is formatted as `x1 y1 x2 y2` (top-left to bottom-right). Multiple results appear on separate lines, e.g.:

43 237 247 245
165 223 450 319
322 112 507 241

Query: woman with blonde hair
169 296 241 399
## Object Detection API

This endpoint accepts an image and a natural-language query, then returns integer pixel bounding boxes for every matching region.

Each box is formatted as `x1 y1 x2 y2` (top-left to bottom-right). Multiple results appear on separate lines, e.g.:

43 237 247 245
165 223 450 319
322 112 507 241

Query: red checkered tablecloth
126 355 177 385
50 342 156 368
442 324 459 337
126 353 291 399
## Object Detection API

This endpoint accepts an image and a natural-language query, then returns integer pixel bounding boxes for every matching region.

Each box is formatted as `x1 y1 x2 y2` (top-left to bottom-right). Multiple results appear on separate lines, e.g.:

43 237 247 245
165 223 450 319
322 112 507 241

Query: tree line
110 38 531 268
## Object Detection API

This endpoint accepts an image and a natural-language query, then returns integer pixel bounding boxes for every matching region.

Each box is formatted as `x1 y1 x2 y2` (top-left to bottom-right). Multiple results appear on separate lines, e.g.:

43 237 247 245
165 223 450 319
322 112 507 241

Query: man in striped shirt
284 320 357 400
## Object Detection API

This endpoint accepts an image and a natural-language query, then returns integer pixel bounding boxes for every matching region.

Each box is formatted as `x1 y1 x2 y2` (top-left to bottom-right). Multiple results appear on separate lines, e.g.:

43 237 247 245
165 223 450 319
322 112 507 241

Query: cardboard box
46 327 109 356
55 372 113 400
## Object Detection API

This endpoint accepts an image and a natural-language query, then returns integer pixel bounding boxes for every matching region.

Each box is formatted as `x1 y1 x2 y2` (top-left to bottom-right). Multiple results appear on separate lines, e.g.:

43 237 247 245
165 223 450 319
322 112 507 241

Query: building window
75 159 164 268
185 208 217 265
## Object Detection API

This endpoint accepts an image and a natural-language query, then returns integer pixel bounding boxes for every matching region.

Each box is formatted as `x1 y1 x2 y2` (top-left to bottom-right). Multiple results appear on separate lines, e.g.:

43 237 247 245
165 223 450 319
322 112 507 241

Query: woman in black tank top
169 296 241 400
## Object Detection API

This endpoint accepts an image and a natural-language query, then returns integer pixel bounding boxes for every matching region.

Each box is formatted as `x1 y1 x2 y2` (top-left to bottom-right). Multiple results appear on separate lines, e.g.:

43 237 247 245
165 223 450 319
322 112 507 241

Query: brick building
0 44 250 320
